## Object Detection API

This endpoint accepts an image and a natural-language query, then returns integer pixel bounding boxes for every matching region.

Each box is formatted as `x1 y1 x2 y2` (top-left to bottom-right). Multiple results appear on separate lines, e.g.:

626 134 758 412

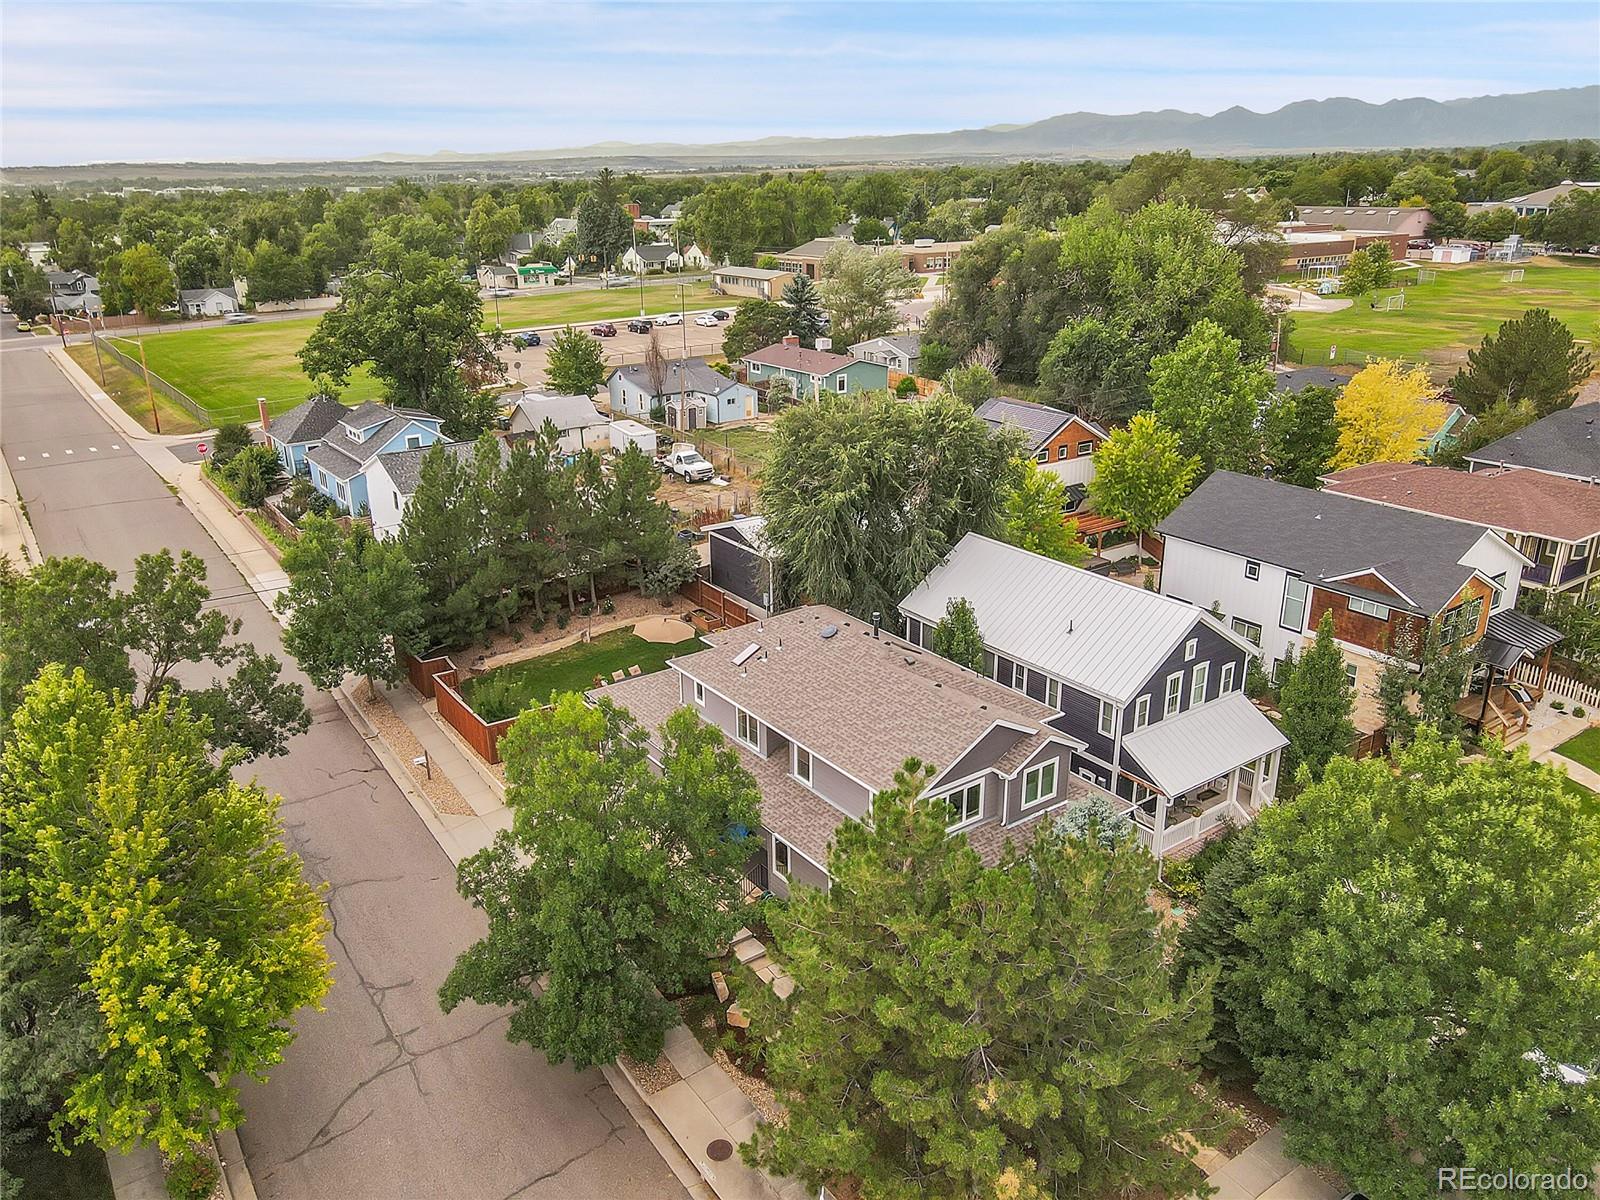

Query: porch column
1153 793 1169 862
1227 764 1240 810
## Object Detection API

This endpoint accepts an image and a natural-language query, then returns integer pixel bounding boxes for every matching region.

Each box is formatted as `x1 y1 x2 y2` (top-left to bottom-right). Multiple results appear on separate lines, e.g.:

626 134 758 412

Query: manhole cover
706 1139 733 1162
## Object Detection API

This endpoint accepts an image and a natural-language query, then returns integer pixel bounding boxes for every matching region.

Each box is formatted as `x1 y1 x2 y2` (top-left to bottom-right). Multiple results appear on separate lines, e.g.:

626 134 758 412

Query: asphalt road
0 333 687 1200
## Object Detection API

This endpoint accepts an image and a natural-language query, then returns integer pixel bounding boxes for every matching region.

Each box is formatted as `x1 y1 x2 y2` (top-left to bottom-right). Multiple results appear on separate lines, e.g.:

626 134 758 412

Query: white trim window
1077 440 1095 456
793 745 813 787
1232 617 1263 646
693 679 705 705
1097 699 1115 737
1220 662 1236 694
1044 677 1061 710
1022 760 1058 808
835 374 848 393
1190 662 1210 707
939 781 982 830
1244 560 1261 580
1134 694 1151 729
1164 672 1183 717
1348 596 1391 621
1280 576 1309 632
736 707 759 748
772 836 791 878
1184 638 1198 662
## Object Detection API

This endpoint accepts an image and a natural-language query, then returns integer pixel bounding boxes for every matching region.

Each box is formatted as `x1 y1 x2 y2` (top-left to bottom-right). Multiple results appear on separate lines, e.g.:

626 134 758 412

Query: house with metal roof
972 397 1106 486
592 604 1099 896
303 402 444 517
507 393 609 456
1464 407 1600 485
607 358 757 428
743 337 889 399
1159 472 1544 742
900 533 1285 859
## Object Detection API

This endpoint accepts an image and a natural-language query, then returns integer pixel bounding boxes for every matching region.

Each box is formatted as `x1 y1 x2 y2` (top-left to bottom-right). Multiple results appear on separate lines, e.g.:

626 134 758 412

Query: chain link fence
94 335 213 428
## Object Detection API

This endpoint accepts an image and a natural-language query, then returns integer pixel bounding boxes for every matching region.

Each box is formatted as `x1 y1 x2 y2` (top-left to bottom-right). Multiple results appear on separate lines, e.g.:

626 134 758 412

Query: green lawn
1286 259 1600 375
1553 727 1600 813
109 323 383 423
67 343 207 435
461 627 708 721
702 425 776 478
8 1137 114 1200
487 280 723 329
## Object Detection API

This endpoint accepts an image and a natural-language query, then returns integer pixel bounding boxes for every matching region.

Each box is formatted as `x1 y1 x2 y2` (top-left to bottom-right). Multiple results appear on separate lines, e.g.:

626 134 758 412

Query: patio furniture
611 670 625 682
628 665 642 676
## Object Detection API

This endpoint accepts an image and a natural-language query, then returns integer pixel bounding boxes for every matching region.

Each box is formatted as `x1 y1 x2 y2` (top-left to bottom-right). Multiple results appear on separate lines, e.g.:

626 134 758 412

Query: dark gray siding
1122 619 1247 735
999 741 1077 826
1055 683 1114 763
939 725 1029 785
708 533 771 611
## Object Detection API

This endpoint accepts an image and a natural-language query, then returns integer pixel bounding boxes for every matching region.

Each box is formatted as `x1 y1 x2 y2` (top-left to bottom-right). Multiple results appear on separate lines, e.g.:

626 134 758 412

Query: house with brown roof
592 605 1095 896
1322 462 1600 598
973 397 1106 487
742 337 889 399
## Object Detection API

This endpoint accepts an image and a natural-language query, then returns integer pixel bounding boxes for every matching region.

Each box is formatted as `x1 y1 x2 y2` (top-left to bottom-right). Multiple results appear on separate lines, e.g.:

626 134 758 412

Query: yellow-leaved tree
1331 360 1447 469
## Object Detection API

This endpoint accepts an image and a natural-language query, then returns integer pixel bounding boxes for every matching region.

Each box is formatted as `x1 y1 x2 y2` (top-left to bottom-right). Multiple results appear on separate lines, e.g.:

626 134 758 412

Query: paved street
0 331 688 1200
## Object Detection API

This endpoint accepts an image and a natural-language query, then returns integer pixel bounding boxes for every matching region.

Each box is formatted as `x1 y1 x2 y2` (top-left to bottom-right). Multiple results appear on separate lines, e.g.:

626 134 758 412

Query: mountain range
364 86 1599 166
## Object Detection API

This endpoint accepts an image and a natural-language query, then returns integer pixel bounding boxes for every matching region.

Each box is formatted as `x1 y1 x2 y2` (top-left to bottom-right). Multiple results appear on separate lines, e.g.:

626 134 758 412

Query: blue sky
3 1 1597 166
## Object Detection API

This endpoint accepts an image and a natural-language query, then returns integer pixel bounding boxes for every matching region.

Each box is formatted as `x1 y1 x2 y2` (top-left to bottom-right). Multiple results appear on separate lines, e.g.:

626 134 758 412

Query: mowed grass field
112 281 728 422
1288 258 1600 374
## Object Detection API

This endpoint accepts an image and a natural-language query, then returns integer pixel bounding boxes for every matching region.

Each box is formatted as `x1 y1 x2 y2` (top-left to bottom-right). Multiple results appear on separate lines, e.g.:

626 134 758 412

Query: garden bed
460 625 706 721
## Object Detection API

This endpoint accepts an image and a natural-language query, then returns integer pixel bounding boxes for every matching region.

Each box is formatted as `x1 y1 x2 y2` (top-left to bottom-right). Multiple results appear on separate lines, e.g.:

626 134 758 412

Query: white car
694 313 718 327
656 312 683 327
223 312 257 325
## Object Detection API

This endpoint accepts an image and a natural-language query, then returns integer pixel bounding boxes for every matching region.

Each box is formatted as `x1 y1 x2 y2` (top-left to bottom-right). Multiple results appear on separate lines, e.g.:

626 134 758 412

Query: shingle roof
612 358 739 398
781 236 852 260
342 401 397 431
1322 462 1600 542
632 243 677 263
679 606 1062 792
1159 471 1501 617
900 534 1250 704
267 395 346 446
178 286 238 302
511 393 607 434
372 440 483 496
744 343 855 374
1464 408 1600 483
305 408 440 480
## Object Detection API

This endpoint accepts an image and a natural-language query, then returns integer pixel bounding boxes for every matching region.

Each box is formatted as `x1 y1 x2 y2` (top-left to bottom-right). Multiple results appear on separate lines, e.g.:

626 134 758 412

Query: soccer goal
1502 268 1525 283
1379 292 1406 312
1417 268 1438 283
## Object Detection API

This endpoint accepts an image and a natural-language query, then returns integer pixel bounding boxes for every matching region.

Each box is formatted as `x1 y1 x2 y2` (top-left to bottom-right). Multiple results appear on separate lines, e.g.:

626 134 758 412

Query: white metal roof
899 533 1254 703
1120 693 1287 798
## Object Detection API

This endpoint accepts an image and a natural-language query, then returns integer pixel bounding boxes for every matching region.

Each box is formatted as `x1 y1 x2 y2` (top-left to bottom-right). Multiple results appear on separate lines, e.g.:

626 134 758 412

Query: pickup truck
660 445 715 483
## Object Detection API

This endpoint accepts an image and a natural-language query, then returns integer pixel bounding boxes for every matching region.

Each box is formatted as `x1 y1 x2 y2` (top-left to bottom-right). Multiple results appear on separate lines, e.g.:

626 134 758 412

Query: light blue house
264 395 348 476
303 402 444 516
743 338 890 399
607 358 757 429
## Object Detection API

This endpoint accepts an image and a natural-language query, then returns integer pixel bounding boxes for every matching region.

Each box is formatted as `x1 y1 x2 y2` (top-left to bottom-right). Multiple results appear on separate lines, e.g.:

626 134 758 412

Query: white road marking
39 452 48 458
64 449 73 454
88 446 97 452
111 443 122 449
14 456 23 462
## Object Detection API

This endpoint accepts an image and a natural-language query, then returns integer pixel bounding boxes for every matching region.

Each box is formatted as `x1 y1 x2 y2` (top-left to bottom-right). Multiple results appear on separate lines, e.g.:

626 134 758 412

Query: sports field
112 280 727 423
1286 258 1600 374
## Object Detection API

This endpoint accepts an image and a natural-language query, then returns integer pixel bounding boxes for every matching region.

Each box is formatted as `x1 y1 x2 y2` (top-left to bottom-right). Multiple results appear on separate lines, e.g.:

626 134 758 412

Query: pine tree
399 442 493 649
1451 307 1591 417
1278 612 1354 788
782 273 827 347
1175 826 1260 1081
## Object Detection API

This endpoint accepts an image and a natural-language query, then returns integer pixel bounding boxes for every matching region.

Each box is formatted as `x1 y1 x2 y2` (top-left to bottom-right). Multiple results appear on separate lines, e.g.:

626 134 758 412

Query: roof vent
820 625 838 639
733 643 760 666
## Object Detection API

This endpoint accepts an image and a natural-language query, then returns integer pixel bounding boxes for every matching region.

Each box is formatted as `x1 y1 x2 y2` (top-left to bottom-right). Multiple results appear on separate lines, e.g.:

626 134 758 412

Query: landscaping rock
712 971 730 1003
726 1003 750 1029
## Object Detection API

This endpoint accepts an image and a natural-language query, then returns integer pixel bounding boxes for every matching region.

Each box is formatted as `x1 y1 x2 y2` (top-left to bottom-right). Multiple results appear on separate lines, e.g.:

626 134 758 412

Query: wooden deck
1456 684 1533 745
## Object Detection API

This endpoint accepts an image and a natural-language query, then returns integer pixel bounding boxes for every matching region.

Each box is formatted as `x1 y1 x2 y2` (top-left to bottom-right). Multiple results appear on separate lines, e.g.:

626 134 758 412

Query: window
1184 637 1198 662
1348 596 1391 621
793 745 813 786
772 836 791 878
939 782 982 829
993 657 1022 691
1134 695 1151 728
736 707 758 748
405 434 423 449
1244 560 1261 580
1098 700 1115 737
1044 677 1061 710
1344 662 1359 689
693 680 705 705
1077 440 1095 456
393 491 400 510
1280 576 1309 632
1057 445 1070 460
1164 672 1183 716
1190 662 1209 706
1231 618 1263 646
1035 449 1049 463
1489 570 1508 605
1220 662 1236 693
335 480 348 504
1022 761 1057 808
836 375 848 393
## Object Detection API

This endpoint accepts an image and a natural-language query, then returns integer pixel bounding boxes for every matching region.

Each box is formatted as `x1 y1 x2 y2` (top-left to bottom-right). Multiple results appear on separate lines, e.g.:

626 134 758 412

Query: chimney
258 397 270 430
782 335 800 347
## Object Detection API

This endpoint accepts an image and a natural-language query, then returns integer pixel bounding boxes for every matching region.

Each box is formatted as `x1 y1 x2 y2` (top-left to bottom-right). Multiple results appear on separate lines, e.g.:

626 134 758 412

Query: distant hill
364 86 1600 165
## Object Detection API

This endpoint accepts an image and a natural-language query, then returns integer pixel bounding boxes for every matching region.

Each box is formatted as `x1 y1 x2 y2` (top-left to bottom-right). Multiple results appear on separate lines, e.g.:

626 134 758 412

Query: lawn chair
627 665 643 677
611 670 625 682
592 674 606 688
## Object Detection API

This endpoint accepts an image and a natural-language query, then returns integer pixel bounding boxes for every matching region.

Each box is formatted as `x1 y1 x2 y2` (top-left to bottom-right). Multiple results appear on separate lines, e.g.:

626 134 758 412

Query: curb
603 1062 716 1200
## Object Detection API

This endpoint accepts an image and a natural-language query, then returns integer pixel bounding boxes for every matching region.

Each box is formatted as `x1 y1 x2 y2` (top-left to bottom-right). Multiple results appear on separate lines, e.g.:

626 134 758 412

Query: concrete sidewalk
1205 1128 1340 1200
0 454 42 566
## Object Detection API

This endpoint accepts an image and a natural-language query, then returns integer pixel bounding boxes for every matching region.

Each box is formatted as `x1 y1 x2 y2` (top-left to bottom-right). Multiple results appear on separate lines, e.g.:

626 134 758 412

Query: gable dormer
339 402 395 444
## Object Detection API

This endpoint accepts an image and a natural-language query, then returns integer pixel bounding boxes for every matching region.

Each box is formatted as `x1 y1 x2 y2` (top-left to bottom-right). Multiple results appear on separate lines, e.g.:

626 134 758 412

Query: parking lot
498 313 729 390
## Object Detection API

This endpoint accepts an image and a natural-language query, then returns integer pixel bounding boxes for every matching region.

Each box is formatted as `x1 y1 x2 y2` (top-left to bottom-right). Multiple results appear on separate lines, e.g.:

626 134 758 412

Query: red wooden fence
680 577 754 630
400 650 518 764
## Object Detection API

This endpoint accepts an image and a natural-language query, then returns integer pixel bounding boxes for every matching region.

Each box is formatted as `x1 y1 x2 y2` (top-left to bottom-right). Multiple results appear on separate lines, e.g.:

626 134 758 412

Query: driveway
1204 1128 1341 1200
1 346 687 1200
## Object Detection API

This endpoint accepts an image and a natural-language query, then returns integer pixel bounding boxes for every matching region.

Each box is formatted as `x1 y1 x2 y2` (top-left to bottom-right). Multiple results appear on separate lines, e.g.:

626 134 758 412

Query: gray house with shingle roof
607 358 756 427
1465 407 1600 485
848 334 921 374
265 395 349 475
302 402 444 516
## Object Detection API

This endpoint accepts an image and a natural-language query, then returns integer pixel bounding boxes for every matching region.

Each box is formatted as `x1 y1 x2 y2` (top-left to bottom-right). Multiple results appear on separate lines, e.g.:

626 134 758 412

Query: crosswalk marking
88 446 97 452
111 443 122 450
64 449 73 455
39 452 48 458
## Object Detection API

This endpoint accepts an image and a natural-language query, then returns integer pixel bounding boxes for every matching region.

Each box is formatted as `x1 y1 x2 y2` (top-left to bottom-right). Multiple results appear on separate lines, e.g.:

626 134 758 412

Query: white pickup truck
660 444 715 483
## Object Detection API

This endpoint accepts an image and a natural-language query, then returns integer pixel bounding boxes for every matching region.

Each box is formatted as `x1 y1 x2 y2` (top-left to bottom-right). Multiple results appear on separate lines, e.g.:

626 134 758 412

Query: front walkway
1204 1128 1340 1200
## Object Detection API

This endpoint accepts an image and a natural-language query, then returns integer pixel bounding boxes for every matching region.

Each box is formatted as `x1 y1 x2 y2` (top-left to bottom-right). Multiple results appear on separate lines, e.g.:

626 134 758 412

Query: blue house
302 402 444 515
264 395 347 476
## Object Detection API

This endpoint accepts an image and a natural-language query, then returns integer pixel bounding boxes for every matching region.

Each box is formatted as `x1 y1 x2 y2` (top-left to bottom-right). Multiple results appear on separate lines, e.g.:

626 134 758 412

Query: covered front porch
1459 609 1562 747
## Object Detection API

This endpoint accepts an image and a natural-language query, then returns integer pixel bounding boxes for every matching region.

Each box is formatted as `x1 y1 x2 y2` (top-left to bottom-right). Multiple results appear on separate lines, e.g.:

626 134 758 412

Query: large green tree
278 516 424 697
1276 611 1355 788
930 596 984 672
440 696 759 1068
1 667 330 1166
816 241 921 350
464 193 523 265
245 239 314 304
1149 319 1269 476
1086 412 1198 536
760 391 1021 617
1543 186 1600 250
1173 826 1260 1082
398 438 505 651
542 325 608 397
0 249 50 318
298 214 500 438
1261 384 1339 487
721 300 791 362
1002 458 1090 565
117 243 177 318
1450 307 1592 417
746 763 1219 1199
1224 733 1600 1197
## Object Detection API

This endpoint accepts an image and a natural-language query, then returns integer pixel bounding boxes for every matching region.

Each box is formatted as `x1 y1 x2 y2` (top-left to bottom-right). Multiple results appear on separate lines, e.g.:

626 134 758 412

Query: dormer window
405 434 423 449
346 425 360 441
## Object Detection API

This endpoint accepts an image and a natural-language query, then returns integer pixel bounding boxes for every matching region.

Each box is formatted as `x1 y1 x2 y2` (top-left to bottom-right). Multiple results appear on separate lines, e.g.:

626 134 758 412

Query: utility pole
137 336 161 434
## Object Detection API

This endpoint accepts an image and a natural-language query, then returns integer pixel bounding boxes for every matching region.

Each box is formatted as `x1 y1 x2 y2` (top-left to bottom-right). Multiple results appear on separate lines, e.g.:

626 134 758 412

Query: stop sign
197 443 208 455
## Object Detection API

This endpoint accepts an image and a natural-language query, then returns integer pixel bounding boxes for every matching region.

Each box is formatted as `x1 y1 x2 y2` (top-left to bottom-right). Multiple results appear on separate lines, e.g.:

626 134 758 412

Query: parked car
660 444 715 483
15 320 31 332
590 322 618 337
223 312 257 325
491 288 514 297
656 312 683 327
507 328 542 347
694 313 718 327
711 309 731 321
627 318 654 334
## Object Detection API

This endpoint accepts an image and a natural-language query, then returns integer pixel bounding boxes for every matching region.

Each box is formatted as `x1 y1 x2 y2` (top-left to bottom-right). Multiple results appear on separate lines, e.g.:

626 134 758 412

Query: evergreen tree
488 428 565 619
1261 384 1339 487
1277 611 1356 787
1174 826 1260 1082
398 442 494 649
782 273 827 347
747 763 1220 1199
721 300 792 362
440 697 760 1068
1451 307 1591 417
930 597 985 671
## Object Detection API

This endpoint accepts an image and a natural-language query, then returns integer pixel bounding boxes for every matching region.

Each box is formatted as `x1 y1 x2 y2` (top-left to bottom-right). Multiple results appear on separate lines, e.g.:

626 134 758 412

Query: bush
556 612 570 630
601 597 616 615
223 444 285 508
1552 699 1567 711
894 376 921 398
1053 793 1133 849
1576 706 1588 719
530 617 546 633
164 1148 219 1200
211 422 253 469
1162 855 1202 905
579 603 593 617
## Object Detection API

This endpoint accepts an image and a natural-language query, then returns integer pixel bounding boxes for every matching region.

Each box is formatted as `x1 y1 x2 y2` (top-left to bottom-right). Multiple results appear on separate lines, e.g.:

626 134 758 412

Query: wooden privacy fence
681 576 754 630
402 650 519 765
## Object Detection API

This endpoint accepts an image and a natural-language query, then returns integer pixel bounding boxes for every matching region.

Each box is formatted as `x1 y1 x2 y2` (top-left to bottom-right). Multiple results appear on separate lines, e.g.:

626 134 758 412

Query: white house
620 243 683 274
178 286 240 317
507 393 610 456
607 358 757 429
365 440 496 540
